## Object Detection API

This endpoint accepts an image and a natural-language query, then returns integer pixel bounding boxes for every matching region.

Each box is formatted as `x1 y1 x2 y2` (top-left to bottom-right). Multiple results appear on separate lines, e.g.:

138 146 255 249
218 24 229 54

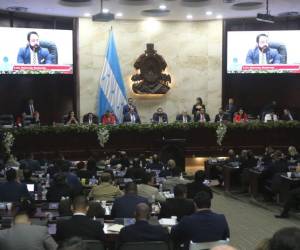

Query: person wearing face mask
17 31 52 64
246 33 281 64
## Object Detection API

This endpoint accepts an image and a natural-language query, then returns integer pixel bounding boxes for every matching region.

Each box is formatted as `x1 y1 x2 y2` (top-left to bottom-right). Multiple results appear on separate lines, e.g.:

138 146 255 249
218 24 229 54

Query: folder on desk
107 224 124 232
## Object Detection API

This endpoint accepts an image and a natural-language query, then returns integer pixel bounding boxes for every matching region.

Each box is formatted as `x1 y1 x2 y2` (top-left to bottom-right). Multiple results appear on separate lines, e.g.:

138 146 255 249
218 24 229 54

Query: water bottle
159 183 163 192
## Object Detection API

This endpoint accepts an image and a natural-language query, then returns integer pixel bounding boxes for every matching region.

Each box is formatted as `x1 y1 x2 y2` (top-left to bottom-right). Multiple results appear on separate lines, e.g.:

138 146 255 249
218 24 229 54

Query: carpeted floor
211 192 300 250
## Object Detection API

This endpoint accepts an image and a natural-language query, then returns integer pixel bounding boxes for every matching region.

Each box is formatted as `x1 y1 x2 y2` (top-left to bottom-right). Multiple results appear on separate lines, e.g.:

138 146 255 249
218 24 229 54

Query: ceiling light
102 8 109 13
186 14 193 20
84 13 91 17
216 14 223 19
116 12 123 17
6 6 28 12
206 11 213 16
159 5 167 10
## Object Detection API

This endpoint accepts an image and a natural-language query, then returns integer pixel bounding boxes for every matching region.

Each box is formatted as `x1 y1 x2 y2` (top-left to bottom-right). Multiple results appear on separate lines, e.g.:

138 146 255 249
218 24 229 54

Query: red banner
242 65 300 72
13 65 73 74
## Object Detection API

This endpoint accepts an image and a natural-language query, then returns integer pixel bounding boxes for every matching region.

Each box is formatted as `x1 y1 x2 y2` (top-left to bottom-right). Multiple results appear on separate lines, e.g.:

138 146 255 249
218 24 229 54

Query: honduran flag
97 30 127 123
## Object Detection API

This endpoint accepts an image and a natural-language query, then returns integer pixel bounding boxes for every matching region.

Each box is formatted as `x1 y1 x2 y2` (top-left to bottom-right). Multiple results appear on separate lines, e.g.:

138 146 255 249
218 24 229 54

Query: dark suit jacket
56 215 105 241
111 194 148 218
186 182 213 199
17 46 52 64
24 104 36 116
281 114 294 121
194 113 210 122
125 167 146 180
246 47 281 64
152 112 168 124
118 220 169 243
0 181 30 202
192 104 205 117
46 183 72 202
123 104 138 115
176 114 192 123
123 112 141 124
214 114 229 123
159 198 194 221
171 210 230 245
82 114 99 124
19 159 41 172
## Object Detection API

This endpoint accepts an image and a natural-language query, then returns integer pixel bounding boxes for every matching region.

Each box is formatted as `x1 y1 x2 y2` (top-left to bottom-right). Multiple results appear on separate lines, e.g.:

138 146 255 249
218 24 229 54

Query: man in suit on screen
246 34 281 64
17 31 52 64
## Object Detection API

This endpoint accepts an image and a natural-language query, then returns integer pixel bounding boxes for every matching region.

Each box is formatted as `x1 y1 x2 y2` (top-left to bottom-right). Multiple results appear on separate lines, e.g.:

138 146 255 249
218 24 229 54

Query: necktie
89 118 92 124
261 53 266 64
30 105 34 115
32 53 37 65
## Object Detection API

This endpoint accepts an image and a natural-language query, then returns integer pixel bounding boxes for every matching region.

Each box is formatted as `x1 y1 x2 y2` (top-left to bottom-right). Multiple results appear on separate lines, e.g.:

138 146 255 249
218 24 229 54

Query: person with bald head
211 245 237 250
118 203 169 245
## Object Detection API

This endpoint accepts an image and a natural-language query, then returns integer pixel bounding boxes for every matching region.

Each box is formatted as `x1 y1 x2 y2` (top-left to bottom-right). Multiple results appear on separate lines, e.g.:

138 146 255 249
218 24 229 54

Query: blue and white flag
97 30 127 123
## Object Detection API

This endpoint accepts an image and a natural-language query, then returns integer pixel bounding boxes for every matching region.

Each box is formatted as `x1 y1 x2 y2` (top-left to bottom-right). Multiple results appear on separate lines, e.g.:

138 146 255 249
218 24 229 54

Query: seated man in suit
101 110 117 125
147 154 164 171
123 106 141 124
215 108 229 123
152 107 168 124
159 184 194 221
0 168 30 202
163 167 191 192
246 33 281 64
194 107 210 123
186 170 213 199
176 110 192 123
123 97 138 115
17 31 52 64
0 210 57 250
111 182 148 218
19 152 41 172
56 195 105 241
88 172 123 201
137 172 166 203
225 98 237 122
171 191 229 248
118 203 169 246
82 112 99 125
281 108 294 121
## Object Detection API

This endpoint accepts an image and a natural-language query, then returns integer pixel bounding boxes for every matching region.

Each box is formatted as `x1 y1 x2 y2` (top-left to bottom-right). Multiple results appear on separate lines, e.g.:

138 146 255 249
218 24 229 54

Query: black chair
40 40 58 64
83 240 105 250
269 42 287 64
119 241 170 250
0 114 14 127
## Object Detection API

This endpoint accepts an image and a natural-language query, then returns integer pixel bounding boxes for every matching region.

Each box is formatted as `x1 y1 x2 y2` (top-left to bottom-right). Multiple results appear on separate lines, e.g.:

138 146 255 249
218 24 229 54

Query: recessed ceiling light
159 5 167 10
186 14 193 20
6 6 28 12
116 12 123 17
206 11 213 16
216 14 223 19
102 8 109 13
84 13 91 17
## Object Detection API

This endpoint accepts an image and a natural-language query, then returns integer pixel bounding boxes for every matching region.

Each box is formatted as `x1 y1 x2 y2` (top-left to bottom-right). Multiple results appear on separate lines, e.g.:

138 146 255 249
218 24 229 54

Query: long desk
5 122 300 159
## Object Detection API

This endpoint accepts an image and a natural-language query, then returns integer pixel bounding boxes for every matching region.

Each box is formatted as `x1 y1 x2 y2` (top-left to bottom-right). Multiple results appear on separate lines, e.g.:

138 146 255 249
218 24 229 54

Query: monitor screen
49 203 59 210
0 27 73 74
26 184 35 192
227 30 300 73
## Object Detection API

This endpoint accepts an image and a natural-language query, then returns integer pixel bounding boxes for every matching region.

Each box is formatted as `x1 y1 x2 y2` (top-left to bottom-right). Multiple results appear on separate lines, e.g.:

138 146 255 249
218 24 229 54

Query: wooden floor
211 191 300 250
